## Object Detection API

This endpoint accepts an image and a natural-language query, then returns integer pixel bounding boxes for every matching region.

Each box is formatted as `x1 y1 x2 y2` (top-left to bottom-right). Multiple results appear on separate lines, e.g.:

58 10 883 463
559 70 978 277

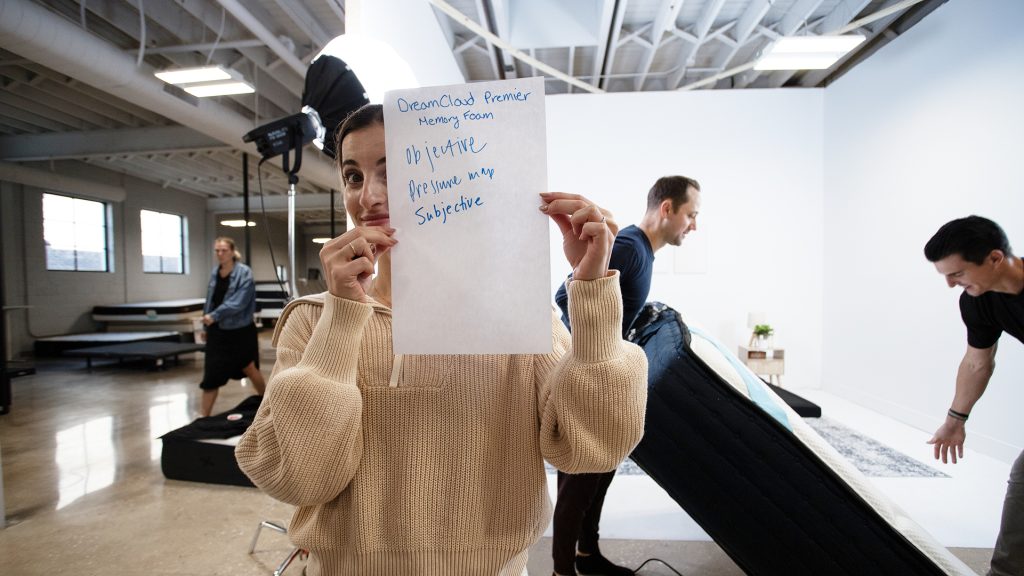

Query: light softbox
301 55 370 160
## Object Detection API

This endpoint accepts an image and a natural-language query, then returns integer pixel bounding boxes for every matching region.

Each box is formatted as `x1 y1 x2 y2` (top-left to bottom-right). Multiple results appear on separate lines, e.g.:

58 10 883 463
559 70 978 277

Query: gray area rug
803 417 948 478
545 417 947 478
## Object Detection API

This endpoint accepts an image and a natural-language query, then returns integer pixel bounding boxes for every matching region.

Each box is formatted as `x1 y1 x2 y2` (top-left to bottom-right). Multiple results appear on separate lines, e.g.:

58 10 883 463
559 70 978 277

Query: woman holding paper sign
236 103 647 576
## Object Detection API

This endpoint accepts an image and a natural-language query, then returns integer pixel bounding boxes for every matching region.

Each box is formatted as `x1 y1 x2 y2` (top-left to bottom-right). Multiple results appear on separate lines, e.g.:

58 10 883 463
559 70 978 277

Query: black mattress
92 298 206 317
628 303 972 576
160 395 261 487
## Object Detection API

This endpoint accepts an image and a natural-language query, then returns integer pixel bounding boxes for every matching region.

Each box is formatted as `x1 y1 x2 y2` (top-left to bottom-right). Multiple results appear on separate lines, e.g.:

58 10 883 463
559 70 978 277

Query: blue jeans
989 449 1024 576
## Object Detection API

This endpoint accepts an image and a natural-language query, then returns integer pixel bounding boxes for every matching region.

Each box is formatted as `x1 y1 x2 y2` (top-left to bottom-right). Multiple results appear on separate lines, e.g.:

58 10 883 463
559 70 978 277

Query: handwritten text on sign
383 78 550 354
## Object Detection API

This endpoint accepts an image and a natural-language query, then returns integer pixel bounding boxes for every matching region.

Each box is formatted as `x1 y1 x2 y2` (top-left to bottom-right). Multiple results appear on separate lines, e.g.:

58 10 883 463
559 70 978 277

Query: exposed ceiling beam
667 0 726 89
214 0 308 77
471 0 503 80
703 0 772 78
0 127 230 162
0 0 338 191
272 0 332 48
587 0 617 89
634 0 686 91
599 0 630 90
735 0 825 88
3 82 118 129
208 192 335 213
797 0 946 87
765 0 871 88
0 160 125 202
139 40 266 55
429 0 603 93
0 90 93 131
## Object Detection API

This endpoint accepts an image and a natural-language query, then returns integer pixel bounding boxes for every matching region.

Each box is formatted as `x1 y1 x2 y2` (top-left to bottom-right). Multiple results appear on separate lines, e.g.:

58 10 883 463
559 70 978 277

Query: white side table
738 345 785 386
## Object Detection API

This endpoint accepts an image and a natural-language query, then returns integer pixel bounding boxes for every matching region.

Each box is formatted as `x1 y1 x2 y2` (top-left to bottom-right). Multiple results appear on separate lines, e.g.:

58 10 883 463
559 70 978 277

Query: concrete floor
0 333 994 575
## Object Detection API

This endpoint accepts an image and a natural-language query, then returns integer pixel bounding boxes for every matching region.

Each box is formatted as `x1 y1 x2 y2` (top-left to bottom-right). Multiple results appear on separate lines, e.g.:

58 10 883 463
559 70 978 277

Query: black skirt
200 322 259 390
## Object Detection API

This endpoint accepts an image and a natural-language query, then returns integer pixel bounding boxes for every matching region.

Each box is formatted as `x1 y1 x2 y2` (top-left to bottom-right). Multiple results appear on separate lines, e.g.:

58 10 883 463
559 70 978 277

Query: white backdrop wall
546 89 824 388
823 0 1024 461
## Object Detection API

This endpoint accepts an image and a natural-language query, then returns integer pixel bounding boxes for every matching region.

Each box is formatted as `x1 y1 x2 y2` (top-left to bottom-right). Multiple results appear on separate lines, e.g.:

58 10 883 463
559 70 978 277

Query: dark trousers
990 448 1024 576
552 469 617 575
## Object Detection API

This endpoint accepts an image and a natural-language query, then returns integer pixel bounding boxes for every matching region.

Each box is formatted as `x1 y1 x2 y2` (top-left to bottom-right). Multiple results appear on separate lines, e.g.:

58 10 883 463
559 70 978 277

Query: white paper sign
383 77 551 354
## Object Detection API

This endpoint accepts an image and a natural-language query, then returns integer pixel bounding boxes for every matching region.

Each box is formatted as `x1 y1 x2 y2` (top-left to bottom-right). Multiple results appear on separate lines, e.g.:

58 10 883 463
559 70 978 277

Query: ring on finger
600 215 607 224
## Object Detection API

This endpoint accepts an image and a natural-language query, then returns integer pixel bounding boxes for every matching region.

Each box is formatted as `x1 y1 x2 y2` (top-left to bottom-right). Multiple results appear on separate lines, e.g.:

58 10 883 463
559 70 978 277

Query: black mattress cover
627 302 972 576
92 298 206 316
160 395 261 487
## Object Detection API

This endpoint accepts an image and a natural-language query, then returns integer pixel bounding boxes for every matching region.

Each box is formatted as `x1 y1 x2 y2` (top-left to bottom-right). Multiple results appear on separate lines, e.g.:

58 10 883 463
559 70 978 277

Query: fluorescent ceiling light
220 219 256 227
154 66 232 85
184 81 255 97
754 35 866 70
311 237 331 244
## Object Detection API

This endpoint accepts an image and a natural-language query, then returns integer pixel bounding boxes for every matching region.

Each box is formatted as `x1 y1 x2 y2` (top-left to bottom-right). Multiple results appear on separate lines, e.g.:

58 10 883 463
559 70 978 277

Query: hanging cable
80 0 87 31
207 7 226 66
136 0 146 67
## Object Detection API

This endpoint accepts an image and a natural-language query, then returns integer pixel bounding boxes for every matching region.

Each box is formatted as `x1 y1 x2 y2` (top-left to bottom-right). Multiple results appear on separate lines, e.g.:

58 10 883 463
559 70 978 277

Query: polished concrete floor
0 332 996 575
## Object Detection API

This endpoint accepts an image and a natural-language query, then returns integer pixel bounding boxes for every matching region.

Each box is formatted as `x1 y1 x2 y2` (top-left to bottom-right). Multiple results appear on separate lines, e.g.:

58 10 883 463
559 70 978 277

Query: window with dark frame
141 209 185 274
42 193 110 272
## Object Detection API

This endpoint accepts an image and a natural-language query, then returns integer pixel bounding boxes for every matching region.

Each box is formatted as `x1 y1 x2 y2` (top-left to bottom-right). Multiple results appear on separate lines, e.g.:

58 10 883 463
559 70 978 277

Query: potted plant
753 324 774 349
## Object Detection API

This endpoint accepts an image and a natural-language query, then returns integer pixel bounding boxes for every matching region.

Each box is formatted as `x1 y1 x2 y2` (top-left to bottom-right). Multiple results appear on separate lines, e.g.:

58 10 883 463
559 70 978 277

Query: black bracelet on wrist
947 408 969 421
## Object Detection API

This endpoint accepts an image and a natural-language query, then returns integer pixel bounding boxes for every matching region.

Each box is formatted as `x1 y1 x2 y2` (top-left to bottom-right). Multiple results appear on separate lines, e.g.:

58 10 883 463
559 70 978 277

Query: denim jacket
204 262 256 330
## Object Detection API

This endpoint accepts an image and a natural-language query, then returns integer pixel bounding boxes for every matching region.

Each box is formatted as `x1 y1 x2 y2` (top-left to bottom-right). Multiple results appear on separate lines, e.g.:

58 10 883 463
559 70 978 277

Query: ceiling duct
0 0 338 192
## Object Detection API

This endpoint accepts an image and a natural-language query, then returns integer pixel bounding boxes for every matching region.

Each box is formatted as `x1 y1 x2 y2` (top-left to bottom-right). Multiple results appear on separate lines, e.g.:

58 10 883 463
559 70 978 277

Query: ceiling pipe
0 0 338 192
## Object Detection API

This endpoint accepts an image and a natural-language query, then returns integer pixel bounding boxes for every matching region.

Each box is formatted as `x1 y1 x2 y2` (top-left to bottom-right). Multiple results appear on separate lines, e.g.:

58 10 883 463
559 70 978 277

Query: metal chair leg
273 547 307 576
249 520 288 554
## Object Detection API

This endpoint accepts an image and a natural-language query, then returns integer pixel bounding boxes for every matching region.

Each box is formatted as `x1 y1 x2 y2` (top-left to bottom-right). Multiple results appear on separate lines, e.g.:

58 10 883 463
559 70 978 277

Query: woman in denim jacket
199 237 266 416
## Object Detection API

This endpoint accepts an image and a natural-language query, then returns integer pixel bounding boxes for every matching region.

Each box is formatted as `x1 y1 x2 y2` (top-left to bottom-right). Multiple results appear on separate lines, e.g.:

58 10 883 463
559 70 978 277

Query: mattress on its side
629 302 974 576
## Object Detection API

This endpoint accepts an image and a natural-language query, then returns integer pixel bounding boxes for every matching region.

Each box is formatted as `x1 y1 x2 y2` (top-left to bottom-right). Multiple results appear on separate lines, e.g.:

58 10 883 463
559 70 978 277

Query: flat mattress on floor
628 302 974 576
34 331 182 356
92 298 206 322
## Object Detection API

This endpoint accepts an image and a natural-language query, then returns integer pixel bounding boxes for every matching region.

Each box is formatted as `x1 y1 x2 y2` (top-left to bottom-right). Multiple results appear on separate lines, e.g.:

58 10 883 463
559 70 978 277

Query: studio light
311 238 330 244
237 33 417 300
754 35 866 70
314 34 419 105
242 106 325 162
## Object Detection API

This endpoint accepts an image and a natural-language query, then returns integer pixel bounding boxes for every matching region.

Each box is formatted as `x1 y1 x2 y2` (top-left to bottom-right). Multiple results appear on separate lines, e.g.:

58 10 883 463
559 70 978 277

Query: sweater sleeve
210 264 254 321
235 294 370 506
537 272 648 473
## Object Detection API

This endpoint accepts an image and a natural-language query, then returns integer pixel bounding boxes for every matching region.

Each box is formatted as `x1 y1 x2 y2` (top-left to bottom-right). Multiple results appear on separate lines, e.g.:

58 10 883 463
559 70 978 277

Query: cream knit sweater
236 273 647 575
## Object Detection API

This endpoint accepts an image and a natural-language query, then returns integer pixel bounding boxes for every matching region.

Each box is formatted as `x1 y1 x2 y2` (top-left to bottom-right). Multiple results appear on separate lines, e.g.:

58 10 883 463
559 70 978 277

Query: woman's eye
343 171 363 187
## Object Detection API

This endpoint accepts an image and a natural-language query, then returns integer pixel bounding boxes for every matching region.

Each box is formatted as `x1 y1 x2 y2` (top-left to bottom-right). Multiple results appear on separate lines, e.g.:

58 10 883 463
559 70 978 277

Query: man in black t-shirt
551 176 702 576
925 216 1024 576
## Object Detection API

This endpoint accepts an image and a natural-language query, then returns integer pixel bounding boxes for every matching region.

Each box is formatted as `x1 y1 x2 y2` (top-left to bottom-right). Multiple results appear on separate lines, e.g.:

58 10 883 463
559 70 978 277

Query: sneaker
574 553 633 576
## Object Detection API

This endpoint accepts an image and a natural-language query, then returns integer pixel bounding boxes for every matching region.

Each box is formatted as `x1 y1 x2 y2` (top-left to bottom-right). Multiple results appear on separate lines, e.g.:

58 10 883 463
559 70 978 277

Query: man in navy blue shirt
552 176 702 576
925 216 1024 576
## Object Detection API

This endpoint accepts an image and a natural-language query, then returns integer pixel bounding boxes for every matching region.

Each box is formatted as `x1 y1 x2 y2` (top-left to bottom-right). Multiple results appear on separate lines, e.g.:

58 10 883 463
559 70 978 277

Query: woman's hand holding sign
539 192 617 281
320 227 396 303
